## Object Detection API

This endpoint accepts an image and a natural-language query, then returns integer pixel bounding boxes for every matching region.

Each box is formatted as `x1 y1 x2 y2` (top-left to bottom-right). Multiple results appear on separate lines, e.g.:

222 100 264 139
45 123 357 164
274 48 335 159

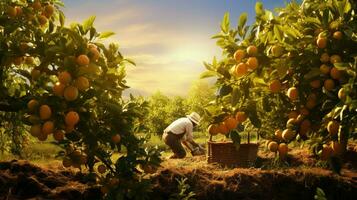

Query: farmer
162 112 205 159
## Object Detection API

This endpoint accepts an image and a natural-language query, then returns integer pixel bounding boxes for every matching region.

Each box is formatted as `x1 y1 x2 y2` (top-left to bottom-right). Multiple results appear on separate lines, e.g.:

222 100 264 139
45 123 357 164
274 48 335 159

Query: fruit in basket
207 124 219 135
224 116 238 130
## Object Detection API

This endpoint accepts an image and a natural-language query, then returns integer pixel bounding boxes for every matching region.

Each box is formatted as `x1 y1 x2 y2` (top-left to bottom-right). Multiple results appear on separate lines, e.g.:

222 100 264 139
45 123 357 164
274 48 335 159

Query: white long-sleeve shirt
164 117 193 142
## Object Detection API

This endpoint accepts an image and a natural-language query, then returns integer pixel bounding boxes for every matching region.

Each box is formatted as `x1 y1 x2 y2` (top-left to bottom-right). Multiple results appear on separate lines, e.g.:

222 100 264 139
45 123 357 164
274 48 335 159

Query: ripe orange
27 99 39 111
207 124 219 136
287 87 299 101
32 0 42 10
331 141 344 156
319 64 331 75
233 49 246 62
42 121 54 135
109 178 120 187
269 80 281 93
62 157 72 168
246 57 259 70
64 86 79 101
320 53 330 63
224 116 238 130
278 143 289 156
39 105 52 120
38 15 48 25
89 48 100 61
44 5 55 17
76 55 90 66
25 56 35 64
274 129 282 140
53 130 65 142
338 88 346 101
65 125 75 133
87 43 97 49
327 120 339 136
246 45 258 56
288 110 299 119
282 129 295 141
65 111 80 126
53 82 65 97
235 111 247 123
112 134 121 144
296 114 305 123
330 67 341 80
316 38 327 48
15 6 22 16
97 164 107 174
271 45 284 57
310 80 321 89
306 99 316 109
37 131 48 141
13 57 24 65
217 123 229 135
268 141 278 152
286 118 297 127
330 55 341 64
234 63 248 77
299 119 311 136
307 93 317 101
30 124 42 137
74 76 90 91
324 79 335 91
7 6 17 18
332 31 342 40
58 71 72 85
321 144 333 160
300 107 310 116
31 69 41 80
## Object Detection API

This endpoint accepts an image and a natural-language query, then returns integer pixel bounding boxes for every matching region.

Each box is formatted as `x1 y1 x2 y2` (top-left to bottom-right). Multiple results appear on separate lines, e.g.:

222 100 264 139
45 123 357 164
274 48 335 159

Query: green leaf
238 12 248 30
333 62 349 70
59 11 65 27
221 12 230 33
255 2 264 16
274 25 282 42
200 71 217 79
304 68 321 80
83 16 96 33
99 31 115 39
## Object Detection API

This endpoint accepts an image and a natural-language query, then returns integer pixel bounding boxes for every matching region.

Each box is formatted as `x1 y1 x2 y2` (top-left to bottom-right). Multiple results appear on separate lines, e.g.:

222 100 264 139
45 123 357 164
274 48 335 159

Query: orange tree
202 0 356 167
0 0 161 198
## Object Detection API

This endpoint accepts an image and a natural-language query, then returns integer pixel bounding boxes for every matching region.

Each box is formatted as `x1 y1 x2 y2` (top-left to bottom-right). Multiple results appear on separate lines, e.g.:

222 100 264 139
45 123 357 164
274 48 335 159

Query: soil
0 145 357 200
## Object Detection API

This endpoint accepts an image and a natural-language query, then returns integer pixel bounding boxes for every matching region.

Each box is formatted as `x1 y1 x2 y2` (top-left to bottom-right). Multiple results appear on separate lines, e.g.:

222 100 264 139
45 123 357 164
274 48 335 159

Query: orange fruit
58 71 72 85
300 107 310 116
246 45 258 56
282 129 295 141
13 57 24 65
246 57 259 70
320 53 330 63
28 115 41 124
65 125 75 133
327 120 339 136
39 105 52 120
288 110 299 119
234 49 246 62
316 38 327 48
324 79 335 91
217 123 229 135
76 55 90 66
89 48 100 61
268 141 279 152
274 129 282 140
338 88 346 101
53 130 65 142
53 82 65 97
65 111 80 126
330 55 341 64
62 157 72 168
42 121 54 135
306 99 316 109
38 15 48 25
32 0 42 10
207 124 219 136
37 131 48 141
271 45 284 57
331 141 344 156
64 86 79 101
25 56 35 64
7 6 17 18
224 116 238 130
79 154 88 164
321 144 333 160
234 63 248 77
87 43 97 49
299 119 311 136
332 31 342 40
269 80 281 93
97 164 107 174
330 67 341 80
112 134 121 144
296 114 305 123
30 124 42 137
287 87 299 101
74 76 90 91
286 118 297 126
44 4 55 17
235 111 247 123
31 69 41 80
109 178 120 187
310 80 321 89
320 64 331 75
27 99 39 111
307 93 317 101
15 6 22 17
278 143 289 156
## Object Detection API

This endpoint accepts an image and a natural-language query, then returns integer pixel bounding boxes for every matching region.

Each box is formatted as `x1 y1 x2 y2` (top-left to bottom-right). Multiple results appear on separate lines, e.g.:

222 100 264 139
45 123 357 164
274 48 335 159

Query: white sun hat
186 112 201 125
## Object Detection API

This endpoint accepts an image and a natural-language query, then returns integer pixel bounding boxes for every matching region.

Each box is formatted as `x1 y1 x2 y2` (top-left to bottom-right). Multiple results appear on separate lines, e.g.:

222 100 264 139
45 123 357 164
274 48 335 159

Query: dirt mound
0 160 101 200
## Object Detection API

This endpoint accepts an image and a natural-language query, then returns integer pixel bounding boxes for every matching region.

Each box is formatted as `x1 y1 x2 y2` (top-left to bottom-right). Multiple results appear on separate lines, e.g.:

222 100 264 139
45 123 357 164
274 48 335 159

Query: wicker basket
207 131 259 168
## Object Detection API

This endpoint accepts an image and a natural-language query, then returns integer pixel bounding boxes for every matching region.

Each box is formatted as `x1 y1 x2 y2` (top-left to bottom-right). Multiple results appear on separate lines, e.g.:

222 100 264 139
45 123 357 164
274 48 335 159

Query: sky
61 0 290 97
